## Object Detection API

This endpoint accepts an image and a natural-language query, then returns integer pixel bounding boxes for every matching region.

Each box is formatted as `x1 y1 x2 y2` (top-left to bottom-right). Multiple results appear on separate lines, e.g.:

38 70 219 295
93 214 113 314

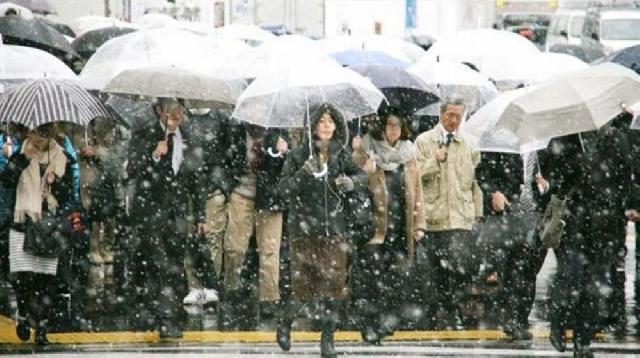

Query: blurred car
499 12 551 49
545 9 585 51
580 6 640 62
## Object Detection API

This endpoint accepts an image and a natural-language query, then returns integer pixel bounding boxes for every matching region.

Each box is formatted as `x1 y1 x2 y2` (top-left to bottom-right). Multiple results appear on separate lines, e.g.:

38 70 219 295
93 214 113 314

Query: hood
302 102 349 157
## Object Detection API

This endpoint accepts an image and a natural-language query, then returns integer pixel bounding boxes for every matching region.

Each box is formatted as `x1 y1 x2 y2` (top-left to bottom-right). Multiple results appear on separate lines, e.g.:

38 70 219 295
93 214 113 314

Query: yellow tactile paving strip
0 315 585 344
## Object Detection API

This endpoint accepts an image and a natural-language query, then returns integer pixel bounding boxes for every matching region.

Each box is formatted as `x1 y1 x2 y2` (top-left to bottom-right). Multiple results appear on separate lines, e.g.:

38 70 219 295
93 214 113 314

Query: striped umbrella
0 79 112 129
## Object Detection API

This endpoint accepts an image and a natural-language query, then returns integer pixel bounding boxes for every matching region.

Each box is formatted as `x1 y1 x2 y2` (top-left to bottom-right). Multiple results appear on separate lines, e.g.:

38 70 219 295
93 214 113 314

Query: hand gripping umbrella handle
267 147 282 158
313 162 328 178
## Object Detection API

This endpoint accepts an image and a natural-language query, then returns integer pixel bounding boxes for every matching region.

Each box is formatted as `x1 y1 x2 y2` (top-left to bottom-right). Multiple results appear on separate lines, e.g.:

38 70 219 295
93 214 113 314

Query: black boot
549 320 566 352
573 342 593 358
34 322 49 346
276 300 301 352
320 299 341 358
15 317 31 342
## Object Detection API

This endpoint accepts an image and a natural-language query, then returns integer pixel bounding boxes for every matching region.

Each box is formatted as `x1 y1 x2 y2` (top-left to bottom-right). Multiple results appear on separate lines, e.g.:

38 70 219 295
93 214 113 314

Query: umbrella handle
267 147 282 158
312 162 328 178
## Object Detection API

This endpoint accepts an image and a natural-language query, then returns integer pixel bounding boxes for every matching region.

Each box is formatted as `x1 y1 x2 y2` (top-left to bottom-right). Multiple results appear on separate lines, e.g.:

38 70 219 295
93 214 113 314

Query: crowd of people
0 93 639 358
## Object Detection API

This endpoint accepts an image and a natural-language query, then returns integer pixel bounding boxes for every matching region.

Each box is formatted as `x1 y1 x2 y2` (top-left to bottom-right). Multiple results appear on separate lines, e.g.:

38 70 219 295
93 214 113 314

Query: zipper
324 174 330 237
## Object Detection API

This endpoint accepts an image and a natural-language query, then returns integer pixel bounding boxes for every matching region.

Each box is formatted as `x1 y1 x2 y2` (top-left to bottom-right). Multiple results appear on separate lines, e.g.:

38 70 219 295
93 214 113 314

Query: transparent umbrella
318 34 425 63
408 61 499 116
0 44 76 90
463 63 640 153
79 28 225 90
214 23 275 46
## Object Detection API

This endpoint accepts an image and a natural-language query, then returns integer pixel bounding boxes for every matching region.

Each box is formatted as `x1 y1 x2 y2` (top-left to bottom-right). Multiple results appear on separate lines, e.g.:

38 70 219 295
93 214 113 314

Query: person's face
384 115 402 145
440 104 464 133
161 104 184 131
27 131 48 151
314 112 336 142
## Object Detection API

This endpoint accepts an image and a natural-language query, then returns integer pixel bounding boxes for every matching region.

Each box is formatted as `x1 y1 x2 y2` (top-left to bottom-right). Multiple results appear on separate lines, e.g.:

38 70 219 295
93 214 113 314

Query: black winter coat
224 125 291 211
127 120 206 230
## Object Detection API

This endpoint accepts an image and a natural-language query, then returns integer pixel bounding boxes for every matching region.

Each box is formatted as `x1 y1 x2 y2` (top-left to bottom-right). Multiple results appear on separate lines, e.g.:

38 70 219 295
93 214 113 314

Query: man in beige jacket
415 94 482 329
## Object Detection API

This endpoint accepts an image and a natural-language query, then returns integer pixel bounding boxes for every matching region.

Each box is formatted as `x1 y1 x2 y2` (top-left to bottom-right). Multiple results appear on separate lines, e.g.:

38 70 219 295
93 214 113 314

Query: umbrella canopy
408 61 499 115
0 15 76 58
134 13 177 30
102 66 245 109
463 63 640 153
0 2 33 18
214 23 275 46
0 79 112 129
549 44 588 62
462 87 550 153
226 35 326 79
422 29 540 88
71 26 138 60
71 15 134 36
79 28 227 90
0 45 75 90
331 49 411 68
0 0 54 14
318 35 425 63
38 17 75 38
232 58 384 128
604 44 640 75
348 63 438 115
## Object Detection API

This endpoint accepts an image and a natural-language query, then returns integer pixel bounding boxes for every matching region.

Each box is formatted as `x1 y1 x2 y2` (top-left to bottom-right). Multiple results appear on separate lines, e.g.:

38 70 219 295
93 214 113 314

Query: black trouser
186 232 219 290
636 223 640 323
12 272 57 327
352 242 411 332
426 230 477 323
57 229 90 328
133 217 188 329
550 219 624 346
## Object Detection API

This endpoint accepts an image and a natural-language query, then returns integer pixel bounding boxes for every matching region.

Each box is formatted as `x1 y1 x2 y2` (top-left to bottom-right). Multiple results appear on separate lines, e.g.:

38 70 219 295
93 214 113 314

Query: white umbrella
0 3 34 19
79 28 225 90
134 13 177 30
227 34 326 79
232 58 384 128
422 29 540 89
0 44 75 90
318 35 418 63
102 66 245 109
214 23 275 46
488 52 590 89
408 61 499 116
463 63 640 153
72 15 136 35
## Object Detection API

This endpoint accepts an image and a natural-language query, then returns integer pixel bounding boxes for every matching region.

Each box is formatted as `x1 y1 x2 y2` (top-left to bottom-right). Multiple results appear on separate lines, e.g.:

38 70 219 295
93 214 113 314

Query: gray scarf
362 134 416 171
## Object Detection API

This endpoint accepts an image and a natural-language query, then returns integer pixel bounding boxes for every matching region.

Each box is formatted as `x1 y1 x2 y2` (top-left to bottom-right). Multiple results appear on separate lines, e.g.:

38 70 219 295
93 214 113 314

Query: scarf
363 134 416 171
13 139 67 223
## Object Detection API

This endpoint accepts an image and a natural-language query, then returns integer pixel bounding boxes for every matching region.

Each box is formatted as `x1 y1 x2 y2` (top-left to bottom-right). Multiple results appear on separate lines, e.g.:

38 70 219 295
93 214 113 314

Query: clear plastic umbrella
318 34 425 63
134 13 177 30
214 23 275 46
463 63 640 153
232 58 384 129
0 44 76 90
79 28 226 90
422 29 540 89
408 61 499 116
72 15 137 36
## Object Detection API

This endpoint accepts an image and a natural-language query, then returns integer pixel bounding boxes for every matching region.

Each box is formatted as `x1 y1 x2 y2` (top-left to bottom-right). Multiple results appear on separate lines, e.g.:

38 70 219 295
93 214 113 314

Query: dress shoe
159 323 183 339
16 318 30 342
276 320 291 351
510 327 533 341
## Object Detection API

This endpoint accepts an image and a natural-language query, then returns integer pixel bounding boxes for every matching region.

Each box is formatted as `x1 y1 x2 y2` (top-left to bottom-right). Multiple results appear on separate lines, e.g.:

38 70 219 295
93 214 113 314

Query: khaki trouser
186 190 228 288
86 219 116 306
223 192 282 302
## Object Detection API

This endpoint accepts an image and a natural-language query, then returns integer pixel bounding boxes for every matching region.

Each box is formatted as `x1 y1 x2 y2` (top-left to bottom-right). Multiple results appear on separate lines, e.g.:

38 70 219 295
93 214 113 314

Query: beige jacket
353 147 426 268
415 125 483 231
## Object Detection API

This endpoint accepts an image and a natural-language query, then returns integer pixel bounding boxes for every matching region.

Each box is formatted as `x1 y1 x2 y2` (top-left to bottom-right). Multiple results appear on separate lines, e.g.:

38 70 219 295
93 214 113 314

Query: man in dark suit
127 98 206 338
476 151 550 340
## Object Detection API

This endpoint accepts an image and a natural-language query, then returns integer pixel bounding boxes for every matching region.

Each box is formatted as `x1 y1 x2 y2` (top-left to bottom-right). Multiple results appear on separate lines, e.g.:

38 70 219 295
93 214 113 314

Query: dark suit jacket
127 120 205 232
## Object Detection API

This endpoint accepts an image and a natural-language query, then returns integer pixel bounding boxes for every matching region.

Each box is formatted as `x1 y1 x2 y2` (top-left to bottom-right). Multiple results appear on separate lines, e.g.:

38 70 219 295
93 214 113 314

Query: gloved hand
335 175 354 192
302 157 321 175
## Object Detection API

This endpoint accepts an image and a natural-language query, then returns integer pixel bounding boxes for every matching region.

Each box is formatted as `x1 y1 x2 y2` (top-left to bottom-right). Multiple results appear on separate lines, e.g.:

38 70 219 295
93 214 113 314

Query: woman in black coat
276 103 367 358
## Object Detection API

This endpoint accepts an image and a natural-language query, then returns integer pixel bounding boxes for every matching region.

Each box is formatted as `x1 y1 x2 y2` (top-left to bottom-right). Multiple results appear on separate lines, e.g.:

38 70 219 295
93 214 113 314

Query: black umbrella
0 16 77 58
0 0 55 14
348 63 439 116
72 26 137 60
603 44 640 75
39 16 76 38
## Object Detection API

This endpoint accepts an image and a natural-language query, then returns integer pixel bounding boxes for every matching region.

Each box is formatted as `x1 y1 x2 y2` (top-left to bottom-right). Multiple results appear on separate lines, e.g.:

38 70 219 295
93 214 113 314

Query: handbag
539 194 568 249
22 211 71 258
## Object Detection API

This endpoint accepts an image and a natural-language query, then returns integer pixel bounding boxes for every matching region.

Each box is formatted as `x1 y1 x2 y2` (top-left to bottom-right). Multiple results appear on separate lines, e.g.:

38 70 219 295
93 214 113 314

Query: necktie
446 133 454 146
167 133 175 159
519 152 537 212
